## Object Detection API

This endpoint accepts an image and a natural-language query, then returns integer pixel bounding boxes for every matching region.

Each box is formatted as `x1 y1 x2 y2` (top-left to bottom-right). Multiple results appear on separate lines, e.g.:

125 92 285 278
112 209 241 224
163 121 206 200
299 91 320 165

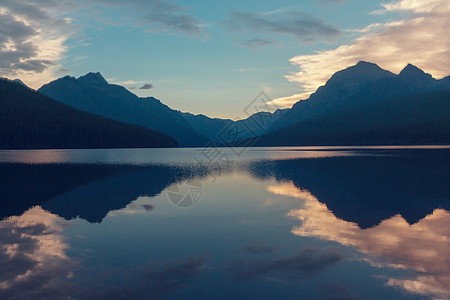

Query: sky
0 0 449 118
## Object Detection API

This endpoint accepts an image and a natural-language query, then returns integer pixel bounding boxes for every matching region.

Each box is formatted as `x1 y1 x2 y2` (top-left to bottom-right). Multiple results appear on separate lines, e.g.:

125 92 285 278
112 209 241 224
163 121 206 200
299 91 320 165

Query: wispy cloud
113 80 145 85
281 0 450 107
237 67 257 72
94 0 204 37
96 256 205 299
230 247 343 280
227 9 340 42
72 55 88 62
239 39 274 48
267 93 309 108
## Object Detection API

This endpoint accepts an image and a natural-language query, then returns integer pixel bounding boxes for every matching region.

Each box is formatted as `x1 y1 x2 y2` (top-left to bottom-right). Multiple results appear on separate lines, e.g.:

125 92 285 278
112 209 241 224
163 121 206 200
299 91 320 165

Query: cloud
230 247 343 280
139 83 154 90
72 55 88 62
94 0 204 37
113 80 145 85
237 68 256 72
282 0 450 107
267 93 309 108
381 0 450 14
239 39 274 48
227 10 340 42
0 0 74 88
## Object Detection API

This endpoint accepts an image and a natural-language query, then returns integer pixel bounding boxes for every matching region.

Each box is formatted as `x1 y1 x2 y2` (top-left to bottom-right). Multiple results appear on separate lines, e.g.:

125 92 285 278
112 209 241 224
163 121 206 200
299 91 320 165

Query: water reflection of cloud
268 182 450 299
241 243 277 255
96 256 205 299
0 206 76 298
230 248 343 281
106 198 157 217
141 204 154 211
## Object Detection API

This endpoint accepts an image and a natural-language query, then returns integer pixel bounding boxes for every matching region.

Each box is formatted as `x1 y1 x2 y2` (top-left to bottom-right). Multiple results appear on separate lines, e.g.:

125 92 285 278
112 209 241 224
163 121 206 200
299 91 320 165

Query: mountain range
38 73 209 147
2 61 449 148
0 78 177 149
249 62 450 146
270 62 450 130
39 73 282 146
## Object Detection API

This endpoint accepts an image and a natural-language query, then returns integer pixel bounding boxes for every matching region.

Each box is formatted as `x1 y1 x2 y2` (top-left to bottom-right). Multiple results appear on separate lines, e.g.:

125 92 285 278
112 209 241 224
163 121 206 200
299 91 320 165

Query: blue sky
1 0 449 118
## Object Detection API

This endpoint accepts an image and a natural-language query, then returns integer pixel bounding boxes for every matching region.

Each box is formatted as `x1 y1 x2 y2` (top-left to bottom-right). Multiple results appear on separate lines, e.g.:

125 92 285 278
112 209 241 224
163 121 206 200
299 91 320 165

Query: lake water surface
0 147 449 299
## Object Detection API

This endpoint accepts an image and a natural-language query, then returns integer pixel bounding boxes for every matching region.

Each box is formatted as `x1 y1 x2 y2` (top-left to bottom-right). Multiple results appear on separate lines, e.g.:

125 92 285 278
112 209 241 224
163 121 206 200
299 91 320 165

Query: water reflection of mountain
0 163 131 220
3 149 449 227
249 149 450 228
0 163 207 222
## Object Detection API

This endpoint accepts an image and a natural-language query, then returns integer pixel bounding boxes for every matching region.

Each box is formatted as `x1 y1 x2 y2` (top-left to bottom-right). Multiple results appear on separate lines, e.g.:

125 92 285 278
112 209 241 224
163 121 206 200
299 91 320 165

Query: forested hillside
0 79 178 149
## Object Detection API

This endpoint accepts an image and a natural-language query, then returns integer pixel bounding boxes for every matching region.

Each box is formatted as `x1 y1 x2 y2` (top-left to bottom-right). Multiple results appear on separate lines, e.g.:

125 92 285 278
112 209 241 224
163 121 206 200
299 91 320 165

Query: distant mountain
397 63 438 89
12 79 27 87
270 62 450 132
251 89 450 146
240 62 450 146
440 75 450 86
181 112 234 143
0 79 177 149
39 73 208 147
35 63 450 147
181 109 287 144
270 62 395 130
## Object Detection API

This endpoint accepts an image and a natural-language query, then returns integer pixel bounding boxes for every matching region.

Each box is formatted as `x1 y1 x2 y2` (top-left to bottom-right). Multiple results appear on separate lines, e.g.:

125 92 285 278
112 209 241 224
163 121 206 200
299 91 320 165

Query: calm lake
0 146 449 299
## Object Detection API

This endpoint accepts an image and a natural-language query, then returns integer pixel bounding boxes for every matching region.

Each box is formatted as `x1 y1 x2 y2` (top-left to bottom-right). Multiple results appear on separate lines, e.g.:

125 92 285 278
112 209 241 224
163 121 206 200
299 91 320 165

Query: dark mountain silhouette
242 62 450 146
33 62 450 147
270 62 450 132
39 72 286 146
441 75 450 86
271 61 397 131
181 111 288 144
181 109 289 146
181 112 233 142
251 89 450 146
234 109 288 138
0 79 177 149
176 62 450 145
248 149 450 228
397 63 438 88
12 79 27 86
39 73 209 147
